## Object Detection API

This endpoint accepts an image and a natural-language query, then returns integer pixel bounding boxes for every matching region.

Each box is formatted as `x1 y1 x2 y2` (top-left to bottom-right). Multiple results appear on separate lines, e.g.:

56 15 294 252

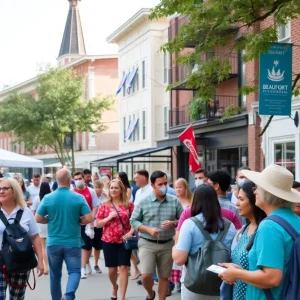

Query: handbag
111 203 138 250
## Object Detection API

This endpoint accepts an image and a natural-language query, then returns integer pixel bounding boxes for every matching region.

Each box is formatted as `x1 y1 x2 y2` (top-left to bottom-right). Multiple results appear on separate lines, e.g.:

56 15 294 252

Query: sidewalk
25 257 181 300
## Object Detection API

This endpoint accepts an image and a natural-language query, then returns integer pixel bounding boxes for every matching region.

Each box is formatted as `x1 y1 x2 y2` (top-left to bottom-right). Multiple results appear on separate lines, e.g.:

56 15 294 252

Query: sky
0 0 160 90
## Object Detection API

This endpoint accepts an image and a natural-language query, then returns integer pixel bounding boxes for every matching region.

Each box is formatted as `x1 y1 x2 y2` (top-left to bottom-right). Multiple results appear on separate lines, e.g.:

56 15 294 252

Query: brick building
159 15 300 182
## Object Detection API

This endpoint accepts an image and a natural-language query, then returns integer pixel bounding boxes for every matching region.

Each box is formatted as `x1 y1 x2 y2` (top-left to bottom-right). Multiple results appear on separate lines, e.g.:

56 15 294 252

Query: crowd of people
0 164 299 300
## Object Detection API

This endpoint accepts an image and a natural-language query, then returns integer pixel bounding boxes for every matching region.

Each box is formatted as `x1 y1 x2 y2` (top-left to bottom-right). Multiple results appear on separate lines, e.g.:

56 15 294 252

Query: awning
115 73 128 96
125 118 139 141
127 67 138 92
0 148 43 168
90 147 172 168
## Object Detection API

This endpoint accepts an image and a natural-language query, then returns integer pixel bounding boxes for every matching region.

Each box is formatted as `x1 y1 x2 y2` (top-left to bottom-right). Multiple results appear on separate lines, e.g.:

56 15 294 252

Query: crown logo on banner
267 60 285 82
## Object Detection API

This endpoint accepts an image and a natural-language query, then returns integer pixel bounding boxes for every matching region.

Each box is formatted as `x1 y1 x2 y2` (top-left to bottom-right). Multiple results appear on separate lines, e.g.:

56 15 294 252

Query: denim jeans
47 246 81 300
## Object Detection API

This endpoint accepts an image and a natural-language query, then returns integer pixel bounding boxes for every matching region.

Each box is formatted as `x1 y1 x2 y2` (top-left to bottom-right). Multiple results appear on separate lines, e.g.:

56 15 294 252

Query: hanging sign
259 43 292 116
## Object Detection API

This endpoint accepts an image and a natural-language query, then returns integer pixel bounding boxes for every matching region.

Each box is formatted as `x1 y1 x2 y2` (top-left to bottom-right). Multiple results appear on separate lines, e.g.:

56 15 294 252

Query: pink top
96 202 134 243
176 207 242 232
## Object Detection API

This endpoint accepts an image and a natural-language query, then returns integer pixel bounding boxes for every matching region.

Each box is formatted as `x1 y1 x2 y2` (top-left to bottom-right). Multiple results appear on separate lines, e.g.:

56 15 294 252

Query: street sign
259 43 292 116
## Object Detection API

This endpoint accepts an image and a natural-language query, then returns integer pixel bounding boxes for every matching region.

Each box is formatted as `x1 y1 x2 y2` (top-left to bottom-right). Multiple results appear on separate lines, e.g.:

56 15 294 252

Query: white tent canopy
0 148 43 168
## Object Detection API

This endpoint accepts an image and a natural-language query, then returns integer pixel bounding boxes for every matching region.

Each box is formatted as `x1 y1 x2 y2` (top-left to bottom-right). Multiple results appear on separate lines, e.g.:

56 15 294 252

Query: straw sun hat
242 164 300 203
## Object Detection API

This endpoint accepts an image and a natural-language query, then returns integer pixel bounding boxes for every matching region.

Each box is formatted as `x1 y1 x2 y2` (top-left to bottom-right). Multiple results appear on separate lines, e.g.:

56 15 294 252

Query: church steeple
58 0 86 63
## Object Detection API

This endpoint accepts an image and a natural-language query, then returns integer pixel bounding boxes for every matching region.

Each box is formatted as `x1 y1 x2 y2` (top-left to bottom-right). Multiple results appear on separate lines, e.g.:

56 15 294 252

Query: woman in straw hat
218 164 300 300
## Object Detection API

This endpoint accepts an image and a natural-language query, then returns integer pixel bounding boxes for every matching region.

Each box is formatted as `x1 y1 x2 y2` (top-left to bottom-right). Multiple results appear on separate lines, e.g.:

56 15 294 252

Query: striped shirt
130 192 183 241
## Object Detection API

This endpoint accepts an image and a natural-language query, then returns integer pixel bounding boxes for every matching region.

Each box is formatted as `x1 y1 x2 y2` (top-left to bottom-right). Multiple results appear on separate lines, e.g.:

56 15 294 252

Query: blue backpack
263 215 300 300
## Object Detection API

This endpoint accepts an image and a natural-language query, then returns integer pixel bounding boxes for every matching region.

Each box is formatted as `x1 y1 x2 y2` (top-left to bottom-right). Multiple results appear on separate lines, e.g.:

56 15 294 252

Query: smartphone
206 264 227 274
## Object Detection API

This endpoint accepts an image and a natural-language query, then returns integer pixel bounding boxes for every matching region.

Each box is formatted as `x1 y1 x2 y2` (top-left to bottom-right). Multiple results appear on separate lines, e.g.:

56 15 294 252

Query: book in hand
206 264 227 274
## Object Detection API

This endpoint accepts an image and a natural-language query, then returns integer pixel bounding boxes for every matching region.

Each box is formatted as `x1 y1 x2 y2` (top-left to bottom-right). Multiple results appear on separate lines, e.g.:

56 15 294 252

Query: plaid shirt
130 192 183 241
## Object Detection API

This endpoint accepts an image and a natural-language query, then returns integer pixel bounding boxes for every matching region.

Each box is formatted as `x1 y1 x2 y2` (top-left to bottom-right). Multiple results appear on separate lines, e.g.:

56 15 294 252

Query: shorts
138 238 174 279
81 225 93 251
102 241 132 268
93 227 103 250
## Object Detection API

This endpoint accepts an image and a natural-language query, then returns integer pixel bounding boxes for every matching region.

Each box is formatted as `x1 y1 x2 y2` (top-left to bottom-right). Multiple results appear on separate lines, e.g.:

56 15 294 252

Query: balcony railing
169 95 239 127
169 53 238 89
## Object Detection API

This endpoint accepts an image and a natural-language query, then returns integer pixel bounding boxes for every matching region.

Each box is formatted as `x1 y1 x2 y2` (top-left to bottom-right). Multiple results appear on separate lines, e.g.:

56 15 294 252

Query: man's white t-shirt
27 185 40 211
134 183 153 206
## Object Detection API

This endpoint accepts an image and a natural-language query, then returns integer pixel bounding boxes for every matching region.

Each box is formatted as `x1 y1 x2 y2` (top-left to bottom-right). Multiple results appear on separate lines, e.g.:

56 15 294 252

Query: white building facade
106 9 171 178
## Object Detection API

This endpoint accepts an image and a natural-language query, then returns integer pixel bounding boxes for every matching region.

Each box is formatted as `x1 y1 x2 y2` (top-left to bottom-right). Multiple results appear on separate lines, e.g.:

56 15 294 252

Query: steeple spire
58 0 86 62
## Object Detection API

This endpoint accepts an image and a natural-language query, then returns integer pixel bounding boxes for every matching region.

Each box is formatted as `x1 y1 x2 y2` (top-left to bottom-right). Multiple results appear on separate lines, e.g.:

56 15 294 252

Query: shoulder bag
111 203 138 250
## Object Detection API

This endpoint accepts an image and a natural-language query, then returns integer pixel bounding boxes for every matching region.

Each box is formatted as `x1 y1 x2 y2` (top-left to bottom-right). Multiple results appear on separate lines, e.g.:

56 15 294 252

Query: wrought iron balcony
169 95 239 127
169 52 238 90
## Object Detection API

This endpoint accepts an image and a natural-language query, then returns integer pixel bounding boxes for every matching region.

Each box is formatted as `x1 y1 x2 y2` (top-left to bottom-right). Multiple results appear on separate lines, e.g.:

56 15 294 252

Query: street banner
63 133 73 149
259 42 292 116
179 125 201 173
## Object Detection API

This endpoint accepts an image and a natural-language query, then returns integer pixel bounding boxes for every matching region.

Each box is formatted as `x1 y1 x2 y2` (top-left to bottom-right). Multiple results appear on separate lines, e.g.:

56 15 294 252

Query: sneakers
94 265 102 273
85 263 92 275
81 268 87 279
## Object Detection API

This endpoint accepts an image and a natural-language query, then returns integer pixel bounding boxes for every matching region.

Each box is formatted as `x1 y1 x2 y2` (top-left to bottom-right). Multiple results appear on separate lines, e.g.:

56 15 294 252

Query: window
274 141 295 176
136 113 140 141
123 117 126 141
142 60 146 88
122 71 126 97
142 111 146 140
241 50 246 108
278 21 291 42
163 52 168 84
135 69 139 92
163 106 168 137
132 114 136 142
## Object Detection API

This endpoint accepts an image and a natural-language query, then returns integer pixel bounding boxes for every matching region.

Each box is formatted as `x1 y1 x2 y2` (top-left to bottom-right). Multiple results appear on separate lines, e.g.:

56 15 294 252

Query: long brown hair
191 183 223 233
105 179 129 207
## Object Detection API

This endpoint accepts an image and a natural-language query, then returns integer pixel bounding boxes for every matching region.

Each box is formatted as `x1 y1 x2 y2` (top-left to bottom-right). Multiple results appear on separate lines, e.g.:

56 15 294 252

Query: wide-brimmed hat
242 164 300 203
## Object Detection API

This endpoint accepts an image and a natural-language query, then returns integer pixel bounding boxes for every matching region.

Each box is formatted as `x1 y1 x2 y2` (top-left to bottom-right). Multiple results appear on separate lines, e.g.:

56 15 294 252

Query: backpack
184 217 231 296
263 215 300 300
0 209 38 275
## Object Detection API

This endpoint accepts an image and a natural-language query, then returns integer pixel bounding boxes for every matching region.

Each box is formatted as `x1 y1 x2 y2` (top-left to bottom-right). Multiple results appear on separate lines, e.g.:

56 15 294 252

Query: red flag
178 125 201 173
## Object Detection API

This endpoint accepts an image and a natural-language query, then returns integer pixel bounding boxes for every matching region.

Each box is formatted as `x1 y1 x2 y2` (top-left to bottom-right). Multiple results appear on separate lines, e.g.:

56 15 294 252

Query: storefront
159 113 249 182
261 98 300 180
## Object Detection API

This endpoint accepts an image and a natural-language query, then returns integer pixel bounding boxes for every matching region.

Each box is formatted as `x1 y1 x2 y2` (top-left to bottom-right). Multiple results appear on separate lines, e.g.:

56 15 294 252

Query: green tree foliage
150 0 300 134
0 67 114 167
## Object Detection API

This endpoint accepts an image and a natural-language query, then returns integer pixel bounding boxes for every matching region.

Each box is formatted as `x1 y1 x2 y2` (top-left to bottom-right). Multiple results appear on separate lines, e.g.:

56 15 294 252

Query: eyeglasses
0 187 12 192
252 186 257 192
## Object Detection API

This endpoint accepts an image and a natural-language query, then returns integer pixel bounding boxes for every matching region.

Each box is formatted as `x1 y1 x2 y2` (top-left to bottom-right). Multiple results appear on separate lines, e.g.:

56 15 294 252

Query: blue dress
231 226 254 300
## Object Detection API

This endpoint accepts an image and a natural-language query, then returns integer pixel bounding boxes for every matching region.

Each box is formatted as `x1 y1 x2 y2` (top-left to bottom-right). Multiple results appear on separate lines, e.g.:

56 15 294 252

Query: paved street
24 257 181 300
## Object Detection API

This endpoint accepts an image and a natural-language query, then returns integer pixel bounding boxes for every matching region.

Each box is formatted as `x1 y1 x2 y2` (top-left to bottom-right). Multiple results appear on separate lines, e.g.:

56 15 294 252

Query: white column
87 68 96 149
295 118 300 181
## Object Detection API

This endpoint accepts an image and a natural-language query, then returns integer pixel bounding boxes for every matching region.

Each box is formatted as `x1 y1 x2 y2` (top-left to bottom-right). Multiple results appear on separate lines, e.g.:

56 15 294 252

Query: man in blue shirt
36 168 93 300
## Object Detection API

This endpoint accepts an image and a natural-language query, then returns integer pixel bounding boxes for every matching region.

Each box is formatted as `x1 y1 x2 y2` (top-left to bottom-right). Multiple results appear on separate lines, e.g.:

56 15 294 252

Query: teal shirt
37 187 91 248
247 208 300 299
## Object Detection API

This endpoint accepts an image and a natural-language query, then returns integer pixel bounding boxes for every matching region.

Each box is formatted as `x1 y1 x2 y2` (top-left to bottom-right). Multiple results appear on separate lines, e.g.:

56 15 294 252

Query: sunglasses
0 187 12 192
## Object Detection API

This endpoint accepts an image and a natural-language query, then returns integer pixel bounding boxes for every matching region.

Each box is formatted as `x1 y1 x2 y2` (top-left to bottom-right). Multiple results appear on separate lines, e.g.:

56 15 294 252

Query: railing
169 53 238 86
169 95 239 127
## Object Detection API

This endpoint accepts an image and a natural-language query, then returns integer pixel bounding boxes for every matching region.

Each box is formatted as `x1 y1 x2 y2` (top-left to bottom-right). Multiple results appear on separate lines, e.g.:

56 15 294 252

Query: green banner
259 43 292 116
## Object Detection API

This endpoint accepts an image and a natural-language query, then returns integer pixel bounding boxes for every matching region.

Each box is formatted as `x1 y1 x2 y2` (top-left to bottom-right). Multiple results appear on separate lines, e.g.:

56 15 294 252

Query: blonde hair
0 178 27 208
93 180 104 188
175 178 193 203
92 172 99 182
105 179 129 207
